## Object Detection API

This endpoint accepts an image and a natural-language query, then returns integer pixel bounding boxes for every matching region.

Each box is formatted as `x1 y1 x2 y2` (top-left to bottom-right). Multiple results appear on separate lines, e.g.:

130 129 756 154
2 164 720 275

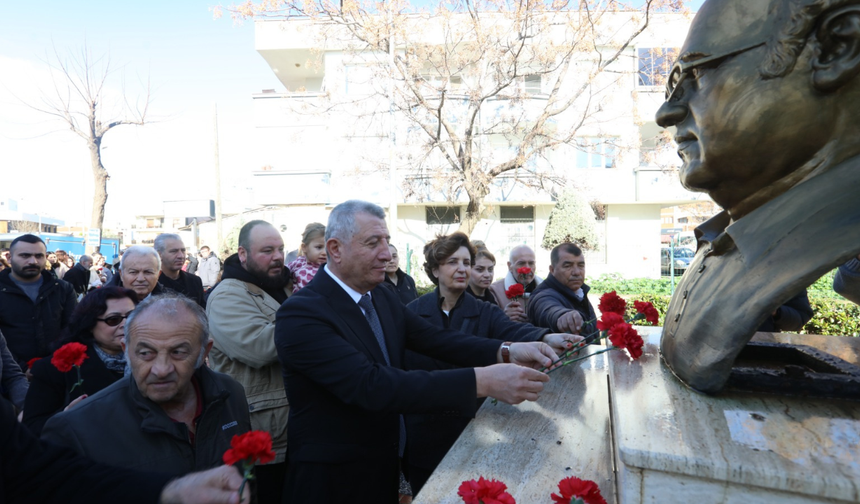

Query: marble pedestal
610 329 860 504
414 344 616 503
415 329 860 503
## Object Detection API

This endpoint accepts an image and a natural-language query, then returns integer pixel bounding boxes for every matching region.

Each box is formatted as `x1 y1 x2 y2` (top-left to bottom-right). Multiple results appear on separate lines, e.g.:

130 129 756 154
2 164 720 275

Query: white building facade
246 9 707 283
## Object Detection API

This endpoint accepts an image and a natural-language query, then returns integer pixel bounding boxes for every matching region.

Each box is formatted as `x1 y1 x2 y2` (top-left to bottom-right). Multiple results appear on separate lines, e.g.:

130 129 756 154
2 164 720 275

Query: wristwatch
501 342 512 363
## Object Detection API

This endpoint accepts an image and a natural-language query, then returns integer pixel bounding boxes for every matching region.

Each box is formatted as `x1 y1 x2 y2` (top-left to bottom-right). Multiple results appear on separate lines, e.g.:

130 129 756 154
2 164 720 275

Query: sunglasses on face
96 313 131 327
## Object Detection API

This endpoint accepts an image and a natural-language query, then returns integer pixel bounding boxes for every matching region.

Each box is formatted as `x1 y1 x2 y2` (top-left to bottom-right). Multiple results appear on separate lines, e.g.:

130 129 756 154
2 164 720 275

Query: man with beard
0 234 76 368
206 220 291 504
155 234 205 308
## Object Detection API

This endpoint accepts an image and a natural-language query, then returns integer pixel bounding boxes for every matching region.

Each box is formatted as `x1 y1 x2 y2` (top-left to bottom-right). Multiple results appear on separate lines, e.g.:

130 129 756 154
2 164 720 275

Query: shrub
591 274 859 337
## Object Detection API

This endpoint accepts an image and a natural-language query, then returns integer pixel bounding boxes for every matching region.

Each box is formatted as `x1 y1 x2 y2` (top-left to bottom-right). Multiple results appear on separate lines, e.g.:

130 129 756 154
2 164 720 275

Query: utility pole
214 104 223 255
387 2 398 243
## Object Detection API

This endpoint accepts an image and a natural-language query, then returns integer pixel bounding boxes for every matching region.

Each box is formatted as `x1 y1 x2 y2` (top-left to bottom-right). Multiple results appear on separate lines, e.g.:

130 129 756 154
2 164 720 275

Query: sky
0 0 705 228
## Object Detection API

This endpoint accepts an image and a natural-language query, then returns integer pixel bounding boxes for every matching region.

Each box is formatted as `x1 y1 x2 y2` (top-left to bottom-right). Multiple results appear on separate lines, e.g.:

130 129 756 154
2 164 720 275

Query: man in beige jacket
206 220 291 503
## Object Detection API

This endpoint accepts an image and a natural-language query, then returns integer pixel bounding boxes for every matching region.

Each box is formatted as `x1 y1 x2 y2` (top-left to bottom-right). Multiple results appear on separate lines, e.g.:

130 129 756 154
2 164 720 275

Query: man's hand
160 465 248 504
541 333 584 355
474 364 550 404
64 394 87 411
504 301 528 322
556 310 584 334
496 341 559 370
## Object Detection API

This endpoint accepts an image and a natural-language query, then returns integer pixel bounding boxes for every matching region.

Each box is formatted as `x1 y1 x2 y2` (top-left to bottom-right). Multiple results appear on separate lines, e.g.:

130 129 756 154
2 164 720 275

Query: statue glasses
665 42 767 102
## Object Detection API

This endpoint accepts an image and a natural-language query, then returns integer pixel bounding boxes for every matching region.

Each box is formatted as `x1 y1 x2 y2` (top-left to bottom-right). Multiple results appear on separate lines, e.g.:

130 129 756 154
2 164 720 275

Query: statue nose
656 100 688 128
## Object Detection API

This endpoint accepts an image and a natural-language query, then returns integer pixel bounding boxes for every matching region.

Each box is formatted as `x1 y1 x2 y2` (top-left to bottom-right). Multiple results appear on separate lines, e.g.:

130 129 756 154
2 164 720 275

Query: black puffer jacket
41 366 251 475
0 270 77 368
527 274 598 340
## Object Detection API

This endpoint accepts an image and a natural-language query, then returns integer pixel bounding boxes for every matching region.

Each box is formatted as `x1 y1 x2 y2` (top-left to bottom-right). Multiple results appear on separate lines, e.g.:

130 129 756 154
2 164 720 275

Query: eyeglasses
665 42 766 102
96 314 131 327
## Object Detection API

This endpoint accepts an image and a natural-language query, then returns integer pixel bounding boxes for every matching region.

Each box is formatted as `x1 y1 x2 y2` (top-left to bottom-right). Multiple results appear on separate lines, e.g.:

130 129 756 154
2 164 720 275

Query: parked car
661 247 694 276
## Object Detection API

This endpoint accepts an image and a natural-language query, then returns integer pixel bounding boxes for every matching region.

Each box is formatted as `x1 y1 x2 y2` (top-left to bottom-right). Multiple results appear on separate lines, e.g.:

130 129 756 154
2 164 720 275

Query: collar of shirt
324 263 368 313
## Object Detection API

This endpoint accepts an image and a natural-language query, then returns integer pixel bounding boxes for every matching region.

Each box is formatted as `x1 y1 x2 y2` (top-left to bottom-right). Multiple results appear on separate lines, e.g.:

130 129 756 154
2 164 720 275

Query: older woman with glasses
404 233 581 493
22 286 139 435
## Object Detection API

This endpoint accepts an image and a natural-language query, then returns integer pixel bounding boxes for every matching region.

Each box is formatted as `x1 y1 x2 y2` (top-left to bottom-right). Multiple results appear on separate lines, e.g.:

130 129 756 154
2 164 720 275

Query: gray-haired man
42 294 251 475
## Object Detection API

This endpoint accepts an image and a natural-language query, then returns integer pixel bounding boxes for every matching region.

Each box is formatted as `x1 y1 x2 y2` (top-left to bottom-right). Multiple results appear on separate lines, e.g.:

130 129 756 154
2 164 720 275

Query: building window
678 217 688 224
637 48 678 87
576 137 617 169
523 74 541 94
500 206 535 223
426 206 460 225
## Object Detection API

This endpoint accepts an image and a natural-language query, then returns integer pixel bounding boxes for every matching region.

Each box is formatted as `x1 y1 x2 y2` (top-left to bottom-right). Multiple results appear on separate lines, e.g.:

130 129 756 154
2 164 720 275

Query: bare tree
227 0 687 233
29 43 150 248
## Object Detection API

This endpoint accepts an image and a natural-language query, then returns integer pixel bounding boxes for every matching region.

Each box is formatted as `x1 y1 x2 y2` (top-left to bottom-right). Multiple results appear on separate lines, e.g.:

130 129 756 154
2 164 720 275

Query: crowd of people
1 199 858 504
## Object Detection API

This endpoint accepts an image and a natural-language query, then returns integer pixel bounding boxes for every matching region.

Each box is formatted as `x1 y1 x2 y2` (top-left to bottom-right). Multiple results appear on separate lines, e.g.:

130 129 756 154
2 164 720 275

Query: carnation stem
70 365 84 393
540 329 601 373
545 347 617 374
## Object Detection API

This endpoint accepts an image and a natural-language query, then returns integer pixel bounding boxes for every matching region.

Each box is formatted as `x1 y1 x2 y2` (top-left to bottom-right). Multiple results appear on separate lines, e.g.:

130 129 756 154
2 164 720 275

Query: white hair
120 245 161 271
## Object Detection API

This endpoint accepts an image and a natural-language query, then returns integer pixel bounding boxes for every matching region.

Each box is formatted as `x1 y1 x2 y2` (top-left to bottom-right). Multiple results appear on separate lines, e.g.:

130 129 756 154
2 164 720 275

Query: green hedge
590 273 859 337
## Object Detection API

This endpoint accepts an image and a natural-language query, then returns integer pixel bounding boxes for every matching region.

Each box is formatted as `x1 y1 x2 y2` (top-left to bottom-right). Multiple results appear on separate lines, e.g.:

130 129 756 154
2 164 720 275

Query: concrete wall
600 203 662 279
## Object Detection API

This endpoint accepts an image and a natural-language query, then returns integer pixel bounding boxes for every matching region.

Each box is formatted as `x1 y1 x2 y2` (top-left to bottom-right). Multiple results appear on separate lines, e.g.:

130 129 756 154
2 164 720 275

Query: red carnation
27 357 40 370
223 430 276 466
51 342 88 373
596 312 624 332
607 322 644 360
598 291 626 316
505 284 525 300
223 430 276 502
458 477 516 504
516 267 532 276
551 477 607 504
634 300 660 326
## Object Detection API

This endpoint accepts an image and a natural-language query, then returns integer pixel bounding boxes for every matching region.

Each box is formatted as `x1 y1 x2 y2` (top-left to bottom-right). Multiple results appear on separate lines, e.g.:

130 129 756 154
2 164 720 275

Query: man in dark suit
275 200 559 504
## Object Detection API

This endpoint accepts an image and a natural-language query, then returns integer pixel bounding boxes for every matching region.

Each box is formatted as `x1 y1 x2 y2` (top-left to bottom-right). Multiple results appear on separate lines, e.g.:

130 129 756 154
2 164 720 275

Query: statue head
656 0 860 219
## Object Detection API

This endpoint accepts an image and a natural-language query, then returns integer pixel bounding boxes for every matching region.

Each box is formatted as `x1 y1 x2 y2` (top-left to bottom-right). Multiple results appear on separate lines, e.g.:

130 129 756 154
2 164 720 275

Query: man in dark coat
63 255 94 296
275 200 559 504
155 233 206 308
528 243 597 340
1 394 250 504
42 294 250 476
0 234 77 368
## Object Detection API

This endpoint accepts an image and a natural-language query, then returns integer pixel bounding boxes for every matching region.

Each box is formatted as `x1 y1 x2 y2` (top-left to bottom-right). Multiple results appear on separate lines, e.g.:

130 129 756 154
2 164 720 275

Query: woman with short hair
404 232 579 493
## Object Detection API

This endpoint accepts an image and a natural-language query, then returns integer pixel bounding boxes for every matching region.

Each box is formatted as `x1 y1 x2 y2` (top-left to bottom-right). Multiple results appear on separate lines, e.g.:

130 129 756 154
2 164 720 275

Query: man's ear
813 5 860 91
237 246 247 265
326 238 342 263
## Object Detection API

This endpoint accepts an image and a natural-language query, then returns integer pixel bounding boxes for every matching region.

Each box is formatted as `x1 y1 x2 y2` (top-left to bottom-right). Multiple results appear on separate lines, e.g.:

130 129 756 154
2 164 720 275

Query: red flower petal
633 300 660 326
51 342 89 373
505 284 525 299
223 430 276 466
598 291 627 316
551 477 607 504
596 312 624 332
458 477 516 504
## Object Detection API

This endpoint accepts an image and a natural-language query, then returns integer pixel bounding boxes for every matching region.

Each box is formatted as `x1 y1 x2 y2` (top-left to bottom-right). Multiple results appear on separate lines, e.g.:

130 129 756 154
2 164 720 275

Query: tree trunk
458 184 490 236
89 138 108 253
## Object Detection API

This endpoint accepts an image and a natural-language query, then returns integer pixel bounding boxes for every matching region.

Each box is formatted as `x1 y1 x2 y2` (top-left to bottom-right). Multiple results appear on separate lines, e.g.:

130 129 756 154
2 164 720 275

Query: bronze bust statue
656 0 860 393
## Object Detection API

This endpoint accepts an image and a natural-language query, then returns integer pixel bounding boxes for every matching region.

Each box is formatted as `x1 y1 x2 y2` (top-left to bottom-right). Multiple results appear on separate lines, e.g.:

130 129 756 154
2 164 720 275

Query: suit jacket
661 154 860 393
275 268 501 503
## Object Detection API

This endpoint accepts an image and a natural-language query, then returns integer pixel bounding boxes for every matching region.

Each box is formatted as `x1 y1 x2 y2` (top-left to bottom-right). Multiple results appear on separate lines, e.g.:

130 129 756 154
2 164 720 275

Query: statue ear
813 6 860 91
